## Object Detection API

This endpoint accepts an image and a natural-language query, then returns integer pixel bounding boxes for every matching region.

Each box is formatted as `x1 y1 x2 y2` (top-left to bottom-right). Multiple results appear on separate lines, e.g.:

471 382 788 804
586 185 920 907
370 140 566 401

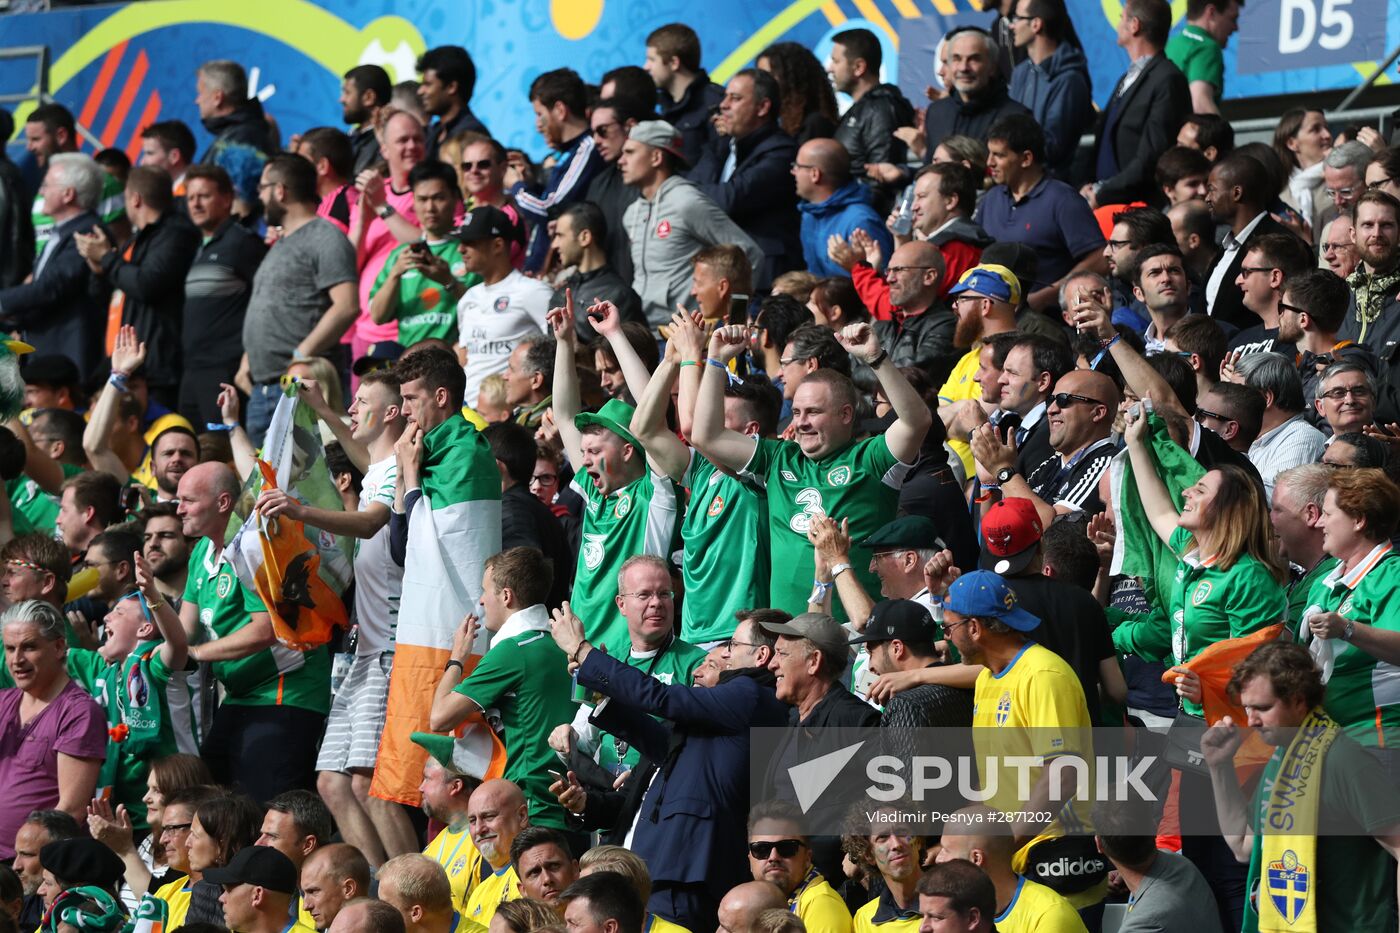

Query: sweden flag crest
1267 850 1310 923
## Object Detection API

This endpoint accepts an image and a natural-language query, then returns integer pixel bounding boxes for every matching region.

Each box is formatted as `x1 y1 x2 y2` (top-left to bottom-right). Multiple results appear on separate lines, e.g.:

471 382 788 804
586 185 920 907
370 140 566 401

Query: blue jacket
798 181 893 278
579 652 789 900
1009 43 1094 179
512 131 606 273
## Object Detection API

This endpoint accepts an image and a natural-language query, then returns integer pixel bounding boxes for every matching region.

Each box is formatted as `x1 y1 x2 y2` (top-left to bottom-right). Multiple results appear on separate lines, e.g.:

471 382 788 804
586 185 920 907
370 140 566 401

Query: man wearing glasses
1313 362 1377 438
746 801 852 933
1226 233 1314 359
584 97 648 283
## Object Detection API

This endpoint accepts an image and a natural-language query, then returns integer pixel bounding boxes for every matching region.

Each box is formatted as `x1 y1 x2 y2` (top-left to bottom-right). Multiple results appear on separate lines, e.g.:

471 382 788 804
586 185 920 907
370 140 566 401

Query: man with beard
140 502 190 604
84 326 200 500
828 28 915 213
238 154 357 445
1102 207 1176 332
23 103 127 254
415 46 490 161
1340 191 1400 418
1277 268 1376 425
847 810 926 933
412 734 487 911
340 65 392 176
462 780 531 926
745 801 852 933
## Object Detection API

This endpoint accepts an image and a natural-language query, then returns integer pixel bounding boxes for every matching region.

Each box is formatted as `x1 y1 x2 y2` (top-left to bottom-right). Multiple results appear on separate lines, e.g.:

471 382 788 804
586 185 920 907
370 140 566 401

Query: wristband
809 581 833 603
830 562 852 579
868 349 889 369
108 371 130 392
1099 334 1120 350
205 423 234 432
707 357 743 386
974 490 996 504
444 658 464 673
981 483 1001 492
1343 619 1355 642
571 642 591 664
679 360 699 368
146 598 167 613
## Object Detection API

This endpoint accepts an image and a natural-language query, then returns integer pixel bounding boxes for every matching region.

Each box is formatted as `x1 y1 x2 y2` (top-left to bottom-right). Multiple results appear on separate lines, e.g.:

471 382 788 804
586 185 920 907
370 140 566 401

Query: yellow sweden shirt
996 876 1087 933
648 915 693 933
791 870 853 933
464 864 518 925
937 344 981 477
153 878 192 930
852 893 920 933
426 824 485 910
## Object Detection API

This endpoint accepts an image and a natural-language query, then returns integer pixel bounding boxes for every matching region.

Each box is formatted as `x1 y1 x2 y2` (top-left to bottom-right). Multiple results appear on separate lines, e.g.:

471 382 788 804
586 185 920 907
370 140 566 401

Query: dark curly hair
757 42 838 139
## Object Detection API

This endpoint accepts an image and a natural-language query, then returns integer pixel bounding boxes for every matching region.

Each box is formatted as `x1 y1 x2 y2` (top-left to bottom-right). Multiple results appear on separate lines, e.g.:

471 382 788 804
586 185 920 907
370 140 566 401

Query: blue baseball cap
946 263 1022 306
942 570 1040 632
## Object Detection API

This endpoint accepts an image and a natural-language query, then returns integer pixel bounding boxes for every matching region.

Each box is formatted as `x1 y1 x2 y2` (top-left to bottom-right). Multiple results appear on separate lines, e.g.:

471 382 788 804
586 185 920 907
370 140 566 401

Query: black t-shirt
1004 574 1117 725
1227 323 1295 359
182 219 267 363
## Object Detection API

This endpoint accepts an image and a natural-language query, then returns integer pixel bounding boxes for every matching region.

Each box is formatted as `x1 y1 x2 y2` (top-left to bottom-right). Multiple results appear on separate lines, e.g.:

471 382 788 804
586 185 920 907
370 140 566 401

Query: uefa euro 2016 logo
1267 850 1309 924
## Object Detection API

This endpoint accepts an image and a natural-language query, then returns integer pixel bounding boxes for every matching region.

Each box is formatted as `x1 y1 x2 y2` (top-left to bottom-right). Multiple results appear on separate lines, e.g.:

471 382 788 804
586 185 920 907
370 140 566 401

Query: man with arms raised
692 321 930 617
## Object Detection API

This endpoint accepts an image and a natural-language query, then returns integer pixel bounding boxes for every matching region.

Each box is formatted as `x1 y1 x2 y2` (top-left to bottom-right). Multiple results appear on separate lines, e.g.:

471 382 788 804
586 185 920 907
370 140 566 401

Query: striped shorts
316 651 393 773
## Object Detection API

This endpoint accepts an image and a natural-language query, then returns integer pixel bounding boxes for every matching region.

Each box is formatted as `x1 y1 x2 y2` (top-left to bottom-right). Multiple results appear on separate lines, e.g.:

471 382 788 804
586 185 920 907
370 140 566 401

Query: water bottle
890 184 915 237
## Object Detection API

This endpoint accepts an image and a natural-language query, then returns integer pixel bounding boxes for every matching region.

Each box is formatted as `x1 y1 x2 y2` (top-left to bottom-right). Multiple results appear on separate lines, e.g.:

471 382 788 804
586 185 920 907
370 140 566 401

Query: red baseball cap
979 498 1044 575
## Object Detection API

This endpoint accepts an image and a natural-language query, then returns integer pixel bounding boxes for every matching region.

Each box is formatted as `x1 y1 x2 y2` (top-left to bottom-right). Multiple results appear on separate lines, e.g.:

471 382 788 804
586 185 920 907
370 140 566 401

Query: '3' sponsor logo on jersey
789 487 826 534
582 533 607 570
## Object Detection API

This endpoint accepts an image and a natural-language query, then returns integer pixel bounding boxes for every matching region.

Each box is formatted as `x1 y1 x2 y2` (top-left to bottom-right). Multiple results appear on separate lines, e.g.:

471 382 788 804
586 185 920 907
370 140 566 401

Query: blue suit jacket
578 651 789 899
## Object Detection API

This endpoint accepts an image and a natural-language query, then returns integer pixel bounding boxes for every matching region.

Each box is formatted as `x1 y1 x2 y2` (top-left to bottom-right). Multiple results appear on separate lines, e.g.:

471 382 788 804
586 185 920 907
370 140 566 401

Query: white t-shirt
456 270 553 410
354 456 402 656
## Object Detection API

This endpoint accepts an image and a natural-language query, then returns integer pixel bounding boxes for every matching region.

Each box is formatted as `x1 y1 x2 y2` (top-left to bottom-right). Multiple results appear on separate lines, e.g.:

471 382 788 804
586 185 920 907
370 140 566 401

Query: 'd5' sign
1235 0 1387 73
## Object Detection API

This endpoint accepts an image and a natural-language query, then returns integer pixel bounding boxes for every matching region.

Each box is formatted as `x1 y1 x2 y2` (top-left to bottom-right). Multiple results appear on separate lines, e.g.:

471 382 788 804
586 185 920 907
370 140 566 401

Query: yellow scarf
1257 707 1339 933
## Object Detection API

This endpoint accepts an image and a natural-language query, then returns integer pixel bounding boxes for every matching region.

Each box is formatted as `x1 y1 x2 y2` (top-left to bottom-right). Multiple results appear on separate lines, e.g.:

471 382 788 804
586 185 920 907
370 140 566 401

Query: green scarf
43 886 126 933
1346 264 1400 344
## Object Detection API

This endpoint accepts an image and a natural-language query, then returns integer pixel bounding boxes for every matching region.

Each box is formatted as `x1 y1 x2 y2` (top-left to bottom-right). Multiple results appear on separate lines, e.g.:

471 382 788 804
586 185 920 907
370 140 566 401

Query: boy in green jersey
369 161 479 345
692 321 932 617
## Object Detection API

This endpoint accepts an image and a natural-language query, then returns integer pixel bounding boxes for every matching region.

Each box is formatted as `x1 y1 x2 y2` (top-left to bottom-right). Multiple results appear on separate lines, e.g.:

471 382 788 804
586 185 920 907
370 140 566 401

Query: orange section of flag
105 242 134 355
372 641 443 805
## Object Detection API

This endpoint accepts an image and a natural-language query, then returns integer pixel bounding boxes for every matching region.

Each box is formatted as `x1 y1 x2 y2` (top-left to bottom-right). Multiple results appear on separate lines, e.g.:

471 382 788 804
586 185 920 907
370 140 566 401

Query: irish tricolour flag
371 414 501 805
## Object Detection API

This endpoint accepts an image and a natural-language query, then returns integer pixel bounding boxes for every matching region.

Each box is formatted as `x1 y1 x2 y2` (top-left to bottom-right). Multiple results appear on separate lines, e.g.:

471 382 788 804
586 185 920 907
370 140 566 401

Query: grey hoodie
624 174 763 329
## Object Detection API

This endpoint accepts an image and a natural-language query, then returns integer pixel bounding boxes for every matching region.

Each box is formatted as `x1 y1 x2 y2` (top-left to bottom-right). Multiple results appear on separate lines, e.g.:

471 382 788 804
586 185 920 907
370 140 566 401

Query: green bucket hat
574 398 644 453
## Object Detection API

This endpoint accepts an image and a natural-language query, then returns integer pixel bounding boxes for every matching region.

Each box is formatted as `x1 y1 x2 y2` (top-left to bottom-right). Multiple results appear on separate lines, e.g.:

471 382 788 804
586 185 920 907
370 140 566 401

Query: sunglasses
1194 407 1231 423
461 159 495 172
1050 392 1101 408
749 840 806 859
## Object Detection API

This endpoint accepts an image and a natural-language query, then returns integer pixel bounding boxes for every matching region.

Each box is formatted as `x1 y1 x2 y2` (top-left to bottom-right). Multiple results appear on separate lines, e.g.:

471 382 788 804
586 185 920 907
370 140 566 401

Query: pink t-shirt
0 680 107 858
349 182 419 345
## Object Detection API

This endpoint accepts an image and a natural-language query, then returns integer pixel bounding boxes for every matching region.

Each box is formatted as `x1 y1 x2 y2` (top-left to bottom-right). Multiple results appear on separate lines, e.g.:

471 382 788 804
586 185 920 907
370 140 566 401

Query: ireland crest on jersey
827 466 851 486
1267 850 1309 923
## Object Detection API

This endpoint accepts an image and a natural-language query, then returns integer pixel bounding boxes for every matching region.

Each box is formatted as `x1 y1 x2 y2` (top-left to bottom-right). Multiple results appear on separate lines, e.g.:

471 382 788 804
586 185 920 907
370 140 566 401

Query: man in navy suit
548 603 790 933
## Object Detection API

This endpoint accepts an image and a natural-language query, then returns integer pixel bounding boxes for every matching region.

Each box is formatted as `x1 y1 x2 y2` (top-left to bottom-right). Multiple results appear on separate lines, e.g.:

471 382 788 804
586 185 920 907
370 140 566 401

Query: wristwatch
1343 619 1355 642
830 562 853 578
996 467 1016 485
375 203 396 220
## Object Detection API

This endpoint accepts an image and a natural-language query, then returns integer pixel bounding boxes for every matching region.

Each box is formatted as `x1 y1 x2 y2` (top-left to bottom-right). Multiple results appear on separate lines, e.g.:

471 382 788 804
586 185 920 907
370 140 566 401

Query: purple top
0 679 107 858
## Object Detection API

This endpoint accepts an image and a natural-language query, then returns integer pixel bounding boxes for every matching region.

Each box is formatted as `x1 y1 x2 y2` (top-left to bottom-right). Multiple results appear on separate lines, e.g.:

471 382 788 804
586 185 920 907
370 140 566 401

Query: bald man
716 882 788 933
328 898 406 933
301 843 372 931
376 856 456 933
462 779 530 926
971 368 1121 526
936 805 1086 932
795 138 892 277
175 461 332 800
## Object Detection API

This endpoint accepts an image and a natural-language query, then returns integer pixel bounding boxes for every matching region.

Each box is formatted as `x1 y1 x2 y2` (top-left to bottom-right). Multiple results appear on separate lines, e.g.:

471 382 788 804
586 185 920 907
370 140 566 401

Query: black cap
859 515 946 552
849 599 935 645
352 340 406 376
39 839 126 888
202 846 299 894
22 354 81 388
980 242 1040 294
453 206 524 245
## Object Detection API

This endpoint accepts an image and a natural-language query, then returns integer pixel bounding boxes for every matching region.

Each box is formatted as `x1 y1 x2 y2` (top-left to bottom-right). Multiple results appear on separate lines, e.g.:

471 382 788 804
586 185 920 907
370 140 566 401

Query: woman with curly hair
756 43 839 144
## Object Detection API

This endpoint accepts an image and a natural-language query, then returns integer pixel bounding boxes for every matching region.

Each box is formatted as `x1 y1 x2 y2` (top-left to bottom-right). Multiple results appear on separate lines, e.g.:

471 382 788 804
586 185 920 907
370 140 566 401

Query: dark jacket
426 106 490 162
1204 215 1297 333
200 101 276 164
1338 273 1400 424
0 155 34 288
101 210 201 389
836 84 916 211
658 72 726 169
794 111 839 147
585 165 639 284
349 126 382 175
579 655 788 901
689 121 801 289
1091 54 1189 206
500 484 572 609
873 307 960 387
1009 43 1094 179
552 265 647 341
923 83 1030 153
0 210 109 375
513 132 607 273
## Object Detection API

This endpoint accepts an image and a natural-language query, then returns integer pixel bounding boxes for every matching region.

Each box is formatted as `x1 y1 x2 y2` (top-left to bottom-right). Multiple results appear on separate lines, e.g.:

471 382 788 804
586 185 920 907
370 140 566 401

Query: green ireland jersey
369 239 478 345
680 450 768 645
67 641 196 828
592 632 706 773
456 609 578 830
1288 556 1339 629
570 469 679 647
1168 527 1287 715
741 435 906 618
33 171 125 254
183 538 330 713
1165 25 1224 100
8 463 85 537
1302 545 1400 746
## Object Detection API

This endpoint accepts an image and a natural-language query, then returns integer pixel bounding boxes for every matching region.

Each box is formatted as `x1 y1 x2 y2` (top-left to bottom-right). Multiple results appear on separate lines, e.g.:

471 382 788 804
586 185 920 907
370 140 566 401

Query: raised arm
188 611 277 663
547 290 585 470
82 325 143 482
1071 292 1189 420
627 342 690 483
294 379 369 472
837 322 932 463
135 551 188 672
690 325 760 473
6 416 65 495
1122 394 1183 546
217 384 259 481
668 310 708 441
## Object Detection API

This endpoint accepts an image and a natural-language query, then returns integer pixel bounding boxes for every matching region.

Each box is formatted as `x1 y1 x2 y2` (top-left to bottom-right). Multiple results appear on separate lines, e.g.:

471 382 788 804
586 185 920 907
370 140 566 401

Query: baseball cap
849 599 935 645
978 498 1044 575
201 846 298 894
942 570 1040 632
980 242 1040 294
628 120 688 165
758 612 850 664
860 515 946 553
574 398 644 452
353 341 405 376
453 206 523 244
947 264 1022 307
39 839 126 888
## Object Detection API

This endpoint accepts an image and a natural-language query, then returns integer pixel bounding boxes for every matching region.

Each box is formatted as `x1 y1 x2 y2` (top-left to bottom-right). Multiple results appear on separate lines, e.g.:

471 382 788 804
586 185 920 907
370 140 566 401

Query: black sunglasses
461 159 495 172
1050 392 1101 408
1195 407 1231 423
1277 300 1308 316
749 840 806 859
